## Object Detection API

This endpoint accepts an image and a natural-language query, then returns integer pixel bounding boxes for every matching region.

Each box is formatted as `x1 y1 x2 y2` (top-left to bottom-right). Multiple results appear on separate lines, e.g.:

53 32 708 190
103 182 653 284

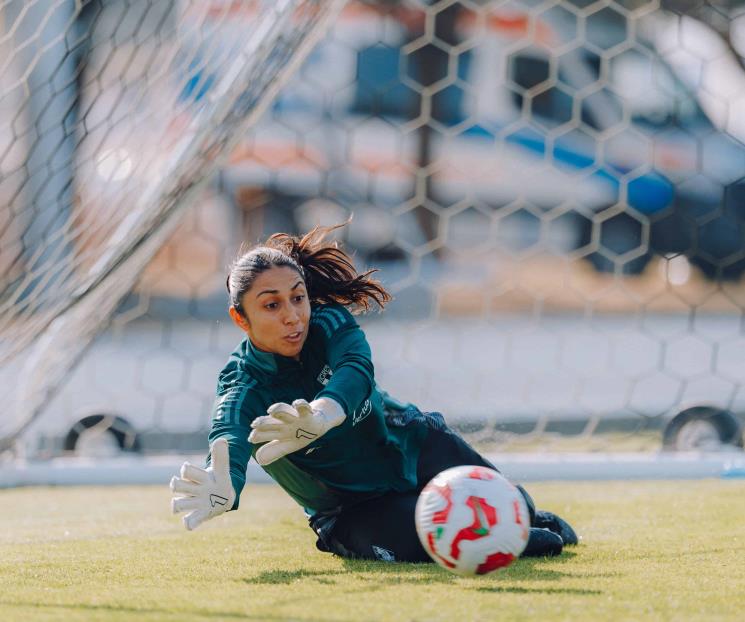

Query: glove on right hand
170 437 235 530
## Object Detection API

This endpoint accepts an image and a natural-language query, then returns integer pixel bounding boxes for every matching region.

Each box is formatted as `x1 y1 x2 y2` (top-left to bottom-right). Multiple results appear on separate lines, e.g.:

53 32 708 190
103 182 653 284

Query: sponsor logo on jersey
352 399 372 426
316 364 333 386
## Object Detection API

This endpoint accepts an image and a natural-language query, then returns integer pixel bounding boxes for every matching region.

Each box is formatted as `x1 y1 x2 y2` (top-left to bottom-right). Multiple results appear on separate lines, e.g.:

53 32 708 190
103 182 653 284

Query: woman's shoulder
217 340 260 388
310 302 357 336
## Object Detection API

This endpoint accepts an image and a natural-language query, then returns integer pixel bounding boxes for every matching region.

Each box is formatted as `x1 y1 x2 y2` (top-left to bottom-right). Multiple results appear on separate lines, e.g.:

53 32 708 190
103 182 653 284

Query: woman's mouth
284 330 304 343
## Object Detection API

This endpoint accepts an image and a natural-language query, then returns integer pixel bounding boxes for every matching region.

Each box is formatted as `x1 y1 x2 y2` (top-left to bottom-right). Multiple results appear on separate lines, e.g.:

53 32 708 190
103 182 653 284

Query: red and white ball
415 465 530 575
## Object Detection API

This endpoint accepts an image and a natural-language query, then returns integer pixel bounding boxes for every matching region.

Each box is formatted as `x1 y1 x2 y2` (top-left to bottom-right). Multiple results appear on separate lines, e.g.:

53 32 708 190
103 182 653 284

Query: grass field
2 480 745 621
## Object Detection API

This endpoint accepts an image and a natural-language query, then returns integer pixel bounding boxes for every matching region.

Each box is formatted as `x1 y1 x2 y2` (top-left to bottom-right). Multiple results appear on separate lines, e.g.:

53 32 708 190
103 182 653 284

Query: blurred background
2 0 745 478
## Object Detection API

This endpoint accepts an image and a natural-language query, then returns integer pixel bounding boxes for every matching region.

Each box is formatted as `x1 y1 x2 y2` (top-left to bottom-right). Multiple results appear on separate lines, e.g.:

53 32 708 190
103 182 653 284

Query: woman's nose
283 306 299 324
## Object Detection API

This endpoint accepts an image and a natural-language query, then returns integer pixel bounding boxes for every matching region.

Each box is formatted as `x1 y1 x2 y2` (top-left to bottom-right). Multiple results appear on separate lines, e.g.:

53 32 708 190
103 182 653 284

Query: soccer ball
415 465 530 575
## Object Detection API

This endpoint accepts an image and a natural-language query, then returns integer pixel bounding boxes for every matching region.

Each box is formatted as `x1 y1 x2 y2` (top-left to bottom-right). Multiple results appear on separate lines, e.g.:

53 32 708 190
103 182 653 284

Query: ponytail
227 223 391 315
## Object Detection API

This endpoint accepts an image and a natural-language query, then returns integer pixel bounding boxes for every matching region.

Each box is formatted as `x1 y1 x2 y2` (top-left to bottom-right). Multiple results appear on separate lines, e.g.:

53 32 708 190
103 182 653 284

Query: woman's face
229 266 311 359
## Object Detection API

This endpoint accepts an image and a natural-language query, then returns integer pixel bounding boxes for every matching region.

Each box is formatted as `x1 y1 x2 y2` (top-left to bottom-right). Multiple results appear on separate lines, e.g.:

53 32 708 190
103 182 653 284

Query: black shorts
309 409 536 562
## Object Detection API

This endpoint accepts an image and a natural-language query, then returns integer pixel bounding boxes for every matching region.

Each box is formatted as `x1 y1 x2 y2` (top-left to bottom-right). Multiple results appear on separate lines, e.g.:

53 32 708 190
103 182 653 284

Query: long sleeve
310 304 374 416
206 379 257 510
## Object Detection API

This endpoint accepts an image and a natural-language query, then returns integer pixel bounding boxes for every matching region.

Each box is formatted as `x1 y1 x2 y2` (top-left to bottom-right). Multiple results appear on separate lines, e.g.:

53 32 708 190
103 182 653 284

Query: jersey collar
244 337 302 375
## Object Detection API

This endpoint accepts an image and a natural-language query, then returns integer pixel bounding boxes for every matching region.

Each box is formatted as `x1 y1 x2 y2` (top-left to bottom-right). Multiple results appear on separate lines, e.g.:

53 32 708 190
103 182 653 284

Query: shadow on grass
244 563 455 587
244 549 591 592
245 568 346 584
341 558 457 585
0 601 320 621
473 586 602 595
337 549 587 584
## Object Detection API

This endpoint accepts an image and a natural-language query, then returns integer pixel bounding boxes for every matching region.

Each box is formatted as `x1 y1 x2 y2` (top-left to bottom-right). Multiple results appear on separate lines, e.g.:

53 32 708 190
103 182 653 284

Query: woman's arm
310 304 375 416
206 382 257 510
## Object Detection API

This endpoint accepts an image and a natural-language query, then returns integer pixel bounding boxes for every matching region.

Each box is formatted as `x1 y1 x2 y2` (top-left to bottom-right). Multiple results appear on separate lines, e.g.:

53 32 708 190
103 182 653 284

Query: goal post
0 0 347 450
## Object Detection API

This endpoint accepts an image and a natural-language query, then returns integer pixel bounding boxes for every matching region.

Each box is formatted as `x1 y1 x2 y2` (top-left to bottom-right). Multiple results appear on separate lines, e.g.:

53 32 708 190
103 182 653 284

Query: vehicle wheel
662 406 744 451
64 414 140 457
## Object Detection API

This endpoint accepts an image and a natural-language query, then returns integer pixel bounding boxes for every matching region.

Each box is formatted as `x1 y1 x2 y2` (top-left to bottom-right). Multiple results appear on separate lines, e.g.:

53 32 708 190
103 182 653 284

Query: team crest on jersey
352 399 372 426
316 365 333 386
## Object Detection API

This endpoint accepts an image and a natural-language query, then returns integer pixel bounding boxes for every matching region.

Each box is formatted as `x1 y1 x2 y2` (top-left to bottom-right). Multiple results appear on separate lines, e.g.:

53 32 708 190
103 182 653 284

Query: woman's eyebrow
256 281 304 298
256 289 278 298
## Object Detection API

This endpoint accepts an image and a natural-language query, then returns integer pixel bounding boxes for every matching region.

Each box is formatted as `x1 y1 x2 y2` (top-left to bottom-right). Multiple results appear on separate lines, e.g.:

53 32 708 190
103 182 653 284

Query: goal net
0 0 346 451
2 0 745 475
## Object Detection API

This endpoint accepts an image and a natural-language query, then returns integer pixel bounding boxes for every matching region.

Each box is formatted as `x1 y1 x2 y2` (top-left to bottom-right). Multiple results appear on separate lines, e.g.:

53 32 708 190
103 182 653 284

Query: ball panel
430 483 454 525
449 495 498 560
426 531 456 569
476 552 515 574
467 466 497 481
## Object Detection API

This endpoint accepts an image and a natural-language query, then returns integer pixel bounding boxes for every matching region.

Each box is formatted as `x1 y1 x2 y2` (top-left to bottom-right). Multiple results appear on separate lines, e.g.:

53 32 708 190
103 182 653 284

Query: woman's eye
294 295 305 303
265 302 278 310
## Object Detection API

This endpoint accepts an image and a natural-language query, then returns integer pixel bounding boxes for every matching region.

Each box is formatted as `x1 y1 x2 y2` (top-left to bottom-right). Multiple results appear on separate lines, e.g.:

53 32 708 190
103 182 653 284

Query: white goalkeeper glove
248 397 346 466
170 437 236 530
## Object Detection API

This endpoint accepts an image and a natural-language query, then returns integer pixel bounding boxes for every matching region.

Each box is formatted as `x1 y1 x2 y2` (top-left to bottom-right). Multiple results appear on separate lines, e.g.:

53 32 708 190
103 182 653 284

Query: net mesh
0 0 346 447
2 0 745 459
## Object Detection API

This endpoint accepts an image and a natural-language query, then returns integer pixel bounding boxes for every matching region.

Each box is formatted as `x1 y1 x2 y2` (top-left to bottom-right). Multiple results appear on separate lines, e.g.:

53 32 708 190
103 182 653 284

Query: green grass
2 481 745 621
471 430 663 454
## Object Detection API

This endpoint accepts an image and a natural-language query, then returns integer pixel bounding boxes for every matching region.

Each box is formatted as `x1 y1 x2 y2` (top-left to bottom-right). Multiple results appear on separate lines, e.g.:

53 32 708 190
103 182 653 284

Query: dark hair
227 223 392 316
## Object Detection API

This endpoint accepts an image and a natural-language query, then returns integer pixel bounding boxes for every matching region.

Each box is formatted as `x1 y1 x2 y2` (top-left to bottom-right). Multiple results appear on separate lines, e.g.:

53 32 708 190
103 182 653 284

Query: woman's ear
229 306 251 333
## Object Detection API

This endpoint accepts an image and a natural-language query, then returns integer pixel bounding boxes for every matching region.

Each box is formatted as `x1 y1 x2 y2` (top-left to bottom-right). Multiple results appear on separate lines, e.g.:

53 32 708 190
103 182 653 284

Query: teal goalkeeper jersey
207 303 428 513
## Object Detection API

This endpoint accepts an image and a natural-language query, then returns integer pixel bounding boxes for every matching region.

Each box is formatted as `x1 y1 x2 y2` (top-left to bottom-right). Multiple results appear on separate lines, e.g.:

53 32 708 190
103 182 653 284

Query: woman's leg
313 410 576 561
413 413 537 523
413 413 575 551
316 491 432 562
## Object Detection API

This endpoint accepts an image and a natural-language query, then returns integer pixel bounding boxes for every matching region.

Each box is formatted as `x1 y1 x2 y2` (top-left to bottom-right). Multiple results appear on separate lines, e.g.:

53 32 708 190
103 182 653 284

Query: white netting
0 0 346 447
2 0 745 463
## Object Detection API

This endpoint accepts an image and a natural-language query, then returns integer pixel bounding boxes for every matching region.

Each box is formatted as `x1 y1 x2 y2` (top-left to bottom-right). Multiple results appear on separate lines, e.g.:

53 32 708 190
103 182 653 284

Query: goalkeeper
169 223 578 561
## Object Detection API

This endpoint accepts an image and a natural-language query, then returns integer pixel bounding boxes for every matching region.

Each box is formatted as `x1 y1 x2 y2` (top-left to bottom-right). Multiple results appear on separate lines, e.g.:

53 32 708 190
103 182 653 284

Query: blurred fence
2 0 745 467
